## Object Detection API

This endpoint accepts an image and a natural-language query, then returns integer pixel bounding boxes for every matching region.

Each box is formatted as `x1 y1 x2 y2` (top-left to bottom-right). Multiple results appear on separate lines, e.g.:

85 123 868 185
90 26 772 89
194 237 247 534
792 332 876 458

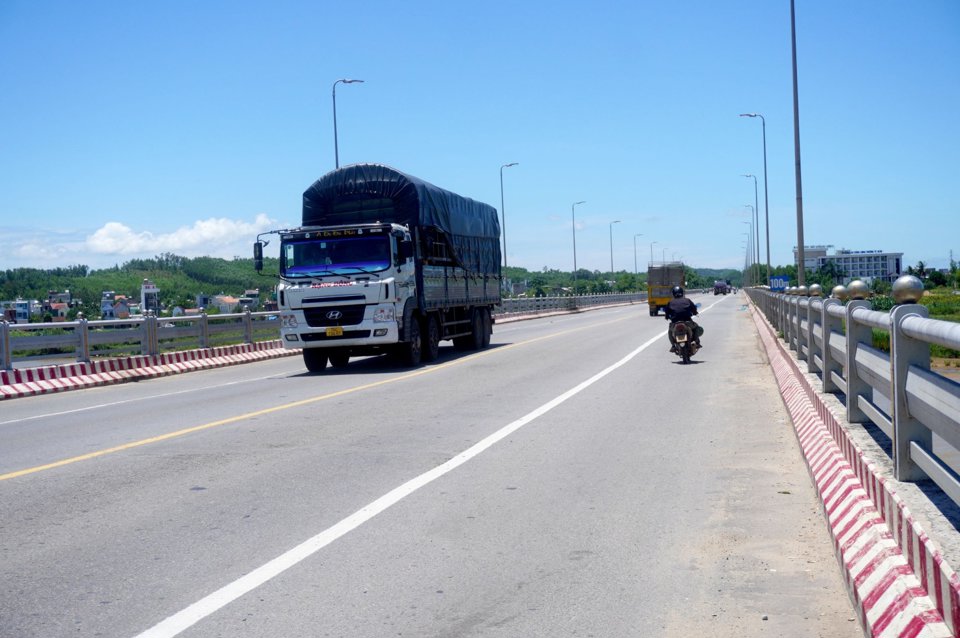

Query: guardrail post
1 321 11 370
779 293 787 339
76 314 90 362
199 311 209 349
821 298 843 394
786 296 797 351
142 313 159 356
806 298 820 374
243 309 253 344
844 300 873 423
797 297 809 363
891 303 932 481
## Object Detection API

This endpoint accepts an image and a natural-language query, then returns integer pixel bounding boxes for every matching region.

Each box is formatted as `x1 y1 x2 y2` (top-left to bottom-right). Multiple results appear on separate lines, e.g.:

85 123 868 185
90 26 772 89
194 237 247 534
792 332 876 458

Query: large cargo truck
646 262 686 316
254 164 502 372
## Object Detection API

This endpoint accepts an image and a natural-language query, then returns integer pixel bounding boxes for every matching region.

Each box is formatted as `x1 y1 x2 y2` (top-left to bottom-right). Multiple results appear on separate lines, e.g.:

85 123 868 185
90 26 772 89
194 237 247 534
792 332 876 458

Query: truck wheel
329 350 350 368
303 349 328 373
422 315 440 362
649 307 658 317
480 308 491 348
398 316 423 366
469 309 484 350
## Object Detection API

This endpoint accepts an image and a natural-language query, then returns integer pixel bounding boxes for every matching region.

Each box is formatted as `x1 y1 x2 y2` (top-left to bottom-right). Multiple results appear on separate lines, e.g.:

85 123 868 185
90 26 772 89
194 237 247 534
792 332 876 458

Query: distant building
141 279 161 315
794 246 903 284
49 303 69 321
1 299 39 322
212 295 241 314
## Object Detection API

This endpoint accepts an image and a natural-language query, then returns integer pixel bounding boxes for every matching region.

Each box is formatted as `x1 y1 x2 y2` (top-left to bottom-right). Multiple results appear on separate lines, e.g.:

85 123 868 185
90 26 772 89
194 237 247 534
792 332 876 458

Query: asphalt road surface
0 293 863 637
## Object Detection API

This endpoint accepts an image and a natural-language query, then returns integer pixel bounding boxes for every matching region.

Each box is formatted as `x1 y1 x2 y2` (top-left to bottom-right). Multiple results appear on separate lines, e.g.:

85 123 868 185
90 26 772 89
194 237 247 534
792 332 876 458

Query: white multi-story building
793 246 903 283
141 279 161 315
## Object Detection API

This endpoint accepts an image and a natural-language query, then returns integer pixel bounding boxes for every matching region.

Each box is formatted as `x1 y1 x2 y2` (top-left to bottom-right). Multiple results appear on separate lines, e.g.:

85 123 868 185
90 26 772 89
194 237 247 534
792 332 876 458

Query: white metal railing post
1 321 10 370
797 296 809 363
891 303 932 481
780 293 788 339
76 314 91 362
807 297 820 374
844 300 874 423
787 295 800 350
200 311 210 349
244 309 253 344
143 313 159 356
821 298 844 394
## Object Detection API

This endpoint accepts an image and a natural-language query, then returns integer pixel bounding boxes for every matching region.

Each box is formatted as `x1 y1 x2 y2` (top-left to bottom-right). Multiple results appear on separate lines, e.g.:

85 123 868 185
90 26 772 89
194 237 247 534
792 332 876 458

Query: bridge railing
747 286 960 504
0 292 649 369
495 292 646 317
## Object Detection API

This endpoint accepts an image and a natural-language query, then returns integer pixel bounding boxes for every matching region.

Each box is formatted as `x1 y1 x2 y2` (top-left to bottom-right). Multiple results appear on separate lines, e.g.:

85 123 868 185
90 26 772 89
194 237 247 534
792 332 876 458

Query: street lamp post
790 0 806 286
633 233 643 275
745 204 758 283
609 220 621 280
742 174 761 278
499 162 518 268
649 241 657 264
333 78 364 169
740 113 771 286
571 201 585 293
742 221 752 286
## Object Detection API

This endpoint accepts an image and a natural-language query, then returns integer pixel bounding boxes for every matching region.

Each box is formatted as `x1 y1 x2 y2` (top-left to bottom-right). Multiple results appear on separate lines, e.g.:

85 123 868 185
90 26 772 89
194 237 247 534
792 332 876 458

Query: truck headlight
372 306 395 322
281 313 298 328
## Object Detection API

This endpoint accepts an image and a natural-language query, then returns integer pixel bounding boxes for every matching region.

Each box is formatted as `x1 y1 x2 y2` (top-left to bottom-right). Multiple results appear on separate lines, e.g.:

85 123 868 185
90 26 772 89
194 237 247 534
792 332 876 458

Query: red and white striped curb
750 304 959 637
0 341 298 400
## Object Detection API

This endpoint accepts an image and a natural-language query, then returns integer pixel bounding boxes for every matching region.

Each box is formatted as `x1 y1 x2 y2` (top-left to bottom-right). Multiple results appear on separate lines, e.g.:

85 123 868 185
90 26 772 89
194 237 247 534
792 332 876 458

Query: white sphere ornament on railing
786 286 796 295
847 279 870 300
797 285 808 297
808 283 823 297
831 285 849 301
892 274 925 304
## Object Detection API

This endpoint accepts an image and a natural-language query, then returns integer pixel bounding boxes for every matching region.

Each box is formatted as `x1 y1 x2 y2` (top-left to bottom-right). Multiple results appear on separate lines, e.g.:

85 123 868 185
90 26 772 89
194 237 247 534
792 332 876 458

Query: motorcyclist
664 286 702 352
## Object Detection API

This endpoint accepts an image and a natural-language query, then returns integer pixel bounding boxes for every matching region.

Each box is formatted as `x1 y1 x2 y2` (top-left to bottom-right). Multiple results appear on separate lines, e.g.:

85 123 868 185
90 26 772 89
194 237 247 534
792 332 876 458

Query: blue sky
1 1 958 276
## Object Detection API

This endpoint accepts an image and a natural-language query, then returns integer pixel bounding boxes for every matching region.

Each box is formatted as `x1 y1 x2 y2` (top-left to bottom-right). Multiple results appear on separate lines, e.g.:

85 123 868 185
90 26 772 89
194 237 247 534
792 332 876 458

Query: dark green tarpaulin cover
302 164 501 275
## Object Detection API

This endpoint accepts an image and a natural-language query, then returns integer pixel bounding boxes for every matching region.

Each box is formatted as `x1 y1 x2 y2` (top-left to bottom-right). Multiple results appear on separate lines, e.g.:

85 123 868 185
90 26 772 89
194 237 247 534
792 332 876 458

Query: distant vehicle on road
713 280 731 295
647 262 686 316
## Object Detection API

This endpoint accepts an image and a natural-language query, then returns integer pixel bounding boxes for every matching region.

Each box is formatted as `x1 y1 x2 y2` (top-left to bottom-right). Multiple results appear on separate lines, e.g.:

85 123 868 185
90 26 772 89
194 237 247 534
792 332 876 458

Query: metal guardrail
0 311 281 369
747 287 960 505
496 292 646 317
0 293 649 369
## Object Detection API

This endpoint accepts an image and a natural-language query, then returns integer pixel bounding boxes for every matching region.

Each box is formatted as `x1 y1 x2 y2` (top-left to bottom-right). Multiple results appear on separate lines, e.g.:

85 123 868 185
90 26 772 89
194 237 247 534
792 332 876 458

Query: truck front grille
303 304 366 327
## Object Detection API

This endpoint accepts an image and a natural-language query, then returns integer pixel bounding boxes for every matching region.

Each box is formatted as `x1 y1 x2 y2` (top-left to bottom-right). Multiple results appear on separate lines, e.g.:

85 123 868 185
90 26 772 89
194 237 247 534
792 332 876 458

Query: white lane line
134 298 727 637
132 330 666 638
0 374 291 427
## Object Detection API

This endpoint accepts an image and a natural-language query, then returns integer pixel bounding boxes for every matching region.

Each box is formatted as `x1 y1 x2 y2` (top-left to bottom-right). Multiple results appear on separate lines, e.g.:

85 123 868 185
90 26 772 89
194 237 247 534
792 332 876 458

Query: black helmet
671 286 684 298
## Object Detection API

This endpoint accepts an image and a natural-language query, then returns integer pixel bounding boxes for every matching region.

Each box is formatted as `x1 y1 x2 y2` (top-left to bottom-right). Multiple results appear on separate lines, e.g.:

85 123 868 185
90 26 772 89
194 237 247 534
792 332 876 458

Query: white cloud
85 214 276 255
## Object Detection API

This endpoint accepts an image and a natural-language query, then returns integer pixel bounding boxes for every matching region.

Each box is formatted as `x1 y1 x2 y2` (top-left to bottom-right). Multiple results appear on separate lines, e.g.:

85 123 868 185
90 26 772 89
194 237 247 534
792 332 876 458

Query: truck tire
649 306 658 317
329 350 350 368
422 315 440 362
468 308 484 350
303 349 328 373
480 308 492 348
398 315 423 366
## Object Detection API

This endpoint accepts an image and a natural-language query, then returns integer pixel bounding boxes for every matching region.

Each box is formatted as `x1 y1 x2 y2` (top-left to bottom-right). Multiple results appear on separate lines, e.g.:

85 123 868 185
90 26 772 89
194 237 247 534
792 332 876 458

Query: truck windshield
282 236 391 277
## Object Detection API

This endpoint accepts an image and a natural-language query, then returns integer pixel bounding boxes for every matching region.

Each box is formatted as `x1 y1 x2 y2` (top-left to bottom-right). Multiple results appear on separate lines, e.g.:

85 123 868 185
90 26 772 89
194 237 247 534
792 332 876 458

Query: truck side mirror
397 239 413 264
253 242 264 273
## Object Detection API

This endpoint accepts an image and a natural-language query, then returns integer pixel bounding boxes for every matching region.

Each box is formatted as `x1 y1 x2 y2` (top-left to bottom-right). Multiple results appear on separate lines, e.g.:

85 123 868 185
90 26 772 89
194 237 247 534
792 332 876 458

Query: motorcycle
669 320 700 364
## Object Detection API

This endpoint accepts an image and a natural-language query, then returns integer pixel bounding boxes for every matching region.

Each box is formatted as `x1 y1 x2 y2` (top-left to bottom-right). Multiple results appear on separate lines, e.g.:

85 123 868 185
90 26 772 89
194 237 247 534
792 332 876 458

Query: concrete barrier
749 300 959 636
0 341 297 400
